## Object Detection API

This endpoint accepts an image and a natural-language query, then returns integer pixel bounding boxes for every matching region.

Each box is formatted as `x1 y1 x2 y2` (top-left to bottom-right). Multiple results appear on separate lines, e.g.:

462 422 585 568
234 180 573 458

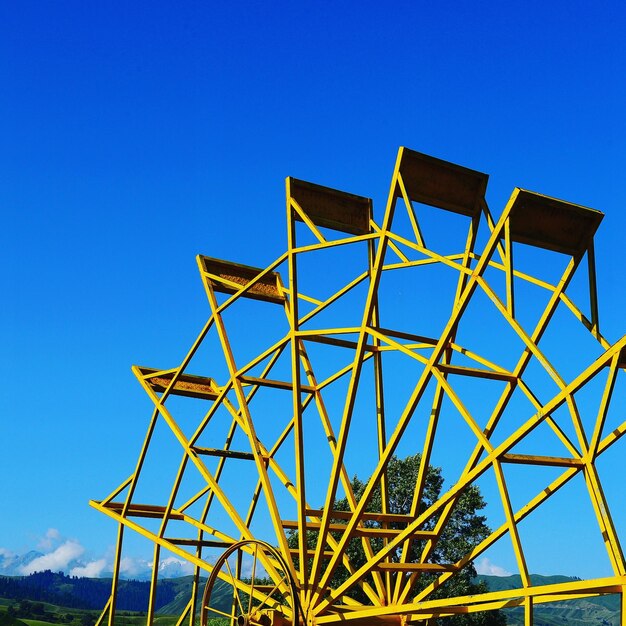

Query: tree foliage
290 455 506 625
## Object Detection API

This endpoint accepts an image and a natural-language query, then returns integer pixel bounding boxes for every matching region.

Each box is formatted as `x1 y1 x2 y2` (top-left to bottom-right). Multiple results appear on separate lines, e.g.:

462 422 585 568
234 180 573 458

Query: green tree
290 454 506 625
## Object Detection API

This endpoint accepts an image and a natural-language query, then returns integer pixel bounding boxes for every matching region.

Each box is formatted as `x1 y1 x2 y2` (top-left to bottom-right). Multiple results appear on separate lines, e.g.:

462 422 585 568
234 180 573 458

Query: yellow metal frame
92 147 626 626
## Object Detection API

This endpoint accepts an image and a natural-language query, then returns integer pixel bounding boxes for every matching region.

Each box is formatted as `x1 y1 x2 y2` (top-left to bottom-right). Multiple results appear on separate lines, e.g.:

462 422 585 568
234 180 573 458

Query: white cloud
19 540 85 575
70 558 108 578
0 547 16 572
475 557 511 577
38 528 61 551
5 532 200 580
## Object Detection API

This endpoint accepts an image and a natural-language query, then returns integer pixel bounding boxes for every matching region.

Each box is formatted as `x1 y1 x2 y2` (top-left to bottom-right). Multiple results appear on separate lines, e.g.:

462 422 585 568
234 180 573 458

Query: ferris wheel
92 147 626 626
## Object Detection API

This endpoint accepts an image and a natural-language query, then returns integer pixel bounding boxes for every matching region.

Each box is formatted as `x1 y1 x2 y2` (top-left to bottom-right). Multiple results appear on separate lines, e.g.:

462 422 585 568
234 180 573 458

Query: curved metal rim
200 539 304 626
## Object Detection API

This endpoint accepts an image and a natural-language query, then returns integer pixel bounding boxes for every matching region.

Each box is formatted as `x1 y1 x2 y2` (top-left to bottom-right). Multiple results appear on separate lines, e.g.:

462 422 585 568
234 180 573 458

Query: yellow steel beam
492 459 530 587
504 216 515 318
501 453 584 467
400 250 586 603
295 338 387 603
312 166 520 613
316 334 626 615
286 184 310 596
95 148 623 626
316 576 626 623
307 150 405 604
588 350 620 459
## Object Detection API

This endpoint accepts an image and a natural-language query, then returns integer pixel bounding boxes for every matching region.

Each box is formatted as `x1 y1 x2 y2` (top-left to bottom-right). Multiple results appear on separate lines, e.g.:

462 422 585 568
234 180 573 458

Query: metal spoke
225 558 245 615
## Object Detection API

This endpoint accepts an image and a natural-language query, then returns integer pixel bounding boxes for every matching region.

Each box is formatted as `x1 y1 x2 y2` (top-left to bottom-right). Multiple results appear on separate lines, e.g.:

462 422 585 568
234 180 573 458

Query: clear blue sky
2 0 626 581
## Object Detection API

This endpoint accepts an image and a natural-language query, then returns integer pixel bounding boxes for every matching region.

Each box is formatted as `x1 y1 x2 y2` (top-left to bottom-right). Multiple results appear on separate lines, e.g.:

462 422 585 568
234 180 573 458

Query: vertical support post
505 217 515 318
397 171 425 248
146 544 161 625
189 566 201 626
587 240 600 337
108 524 124 626
369 225 390 603
621 586 626 626
108 408 160 626
286 179 308 600
524 596 533 626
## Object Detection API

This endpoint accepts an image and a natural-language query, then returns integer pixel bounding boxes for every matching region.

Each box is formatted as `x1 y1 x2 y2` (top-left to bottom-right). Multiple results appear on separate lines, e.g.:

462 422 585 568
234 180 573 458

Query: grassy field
0 599 165 626
0 598 218 626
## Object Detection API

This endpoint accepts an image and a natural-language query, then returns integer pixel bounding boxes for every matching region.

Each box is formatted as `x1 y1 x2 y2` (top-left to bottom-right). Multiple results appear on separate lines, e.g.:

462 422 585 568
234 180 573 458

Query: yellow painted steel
92 147 626 625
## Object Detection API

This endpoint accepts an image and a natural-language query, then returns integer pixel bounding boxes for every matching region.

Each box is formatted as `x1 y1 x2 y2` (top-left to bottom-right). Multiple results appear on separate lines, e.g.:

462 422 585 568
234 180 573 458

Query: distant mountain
479 574 619 626
156 577 232 616
0 551 44 577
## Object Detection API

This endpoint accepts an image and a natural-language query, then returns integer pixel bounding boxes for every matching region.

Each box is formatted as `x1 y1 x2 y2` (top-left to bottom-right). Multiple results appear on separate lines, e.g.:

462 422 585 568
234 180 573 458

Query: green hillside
479 574 620 626
156 578 231 616
1 572 623 624
0 572 178 613
1 574 248 625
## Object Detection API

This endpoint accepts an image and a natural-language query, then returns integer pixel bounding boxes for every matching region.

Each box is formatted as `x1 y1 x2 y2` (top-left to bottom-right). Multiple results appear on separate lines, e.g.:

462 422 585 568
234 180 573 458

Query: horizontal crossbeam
281 520 436 539
191 447 255 461
136 366 218 401
97 501 185 520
